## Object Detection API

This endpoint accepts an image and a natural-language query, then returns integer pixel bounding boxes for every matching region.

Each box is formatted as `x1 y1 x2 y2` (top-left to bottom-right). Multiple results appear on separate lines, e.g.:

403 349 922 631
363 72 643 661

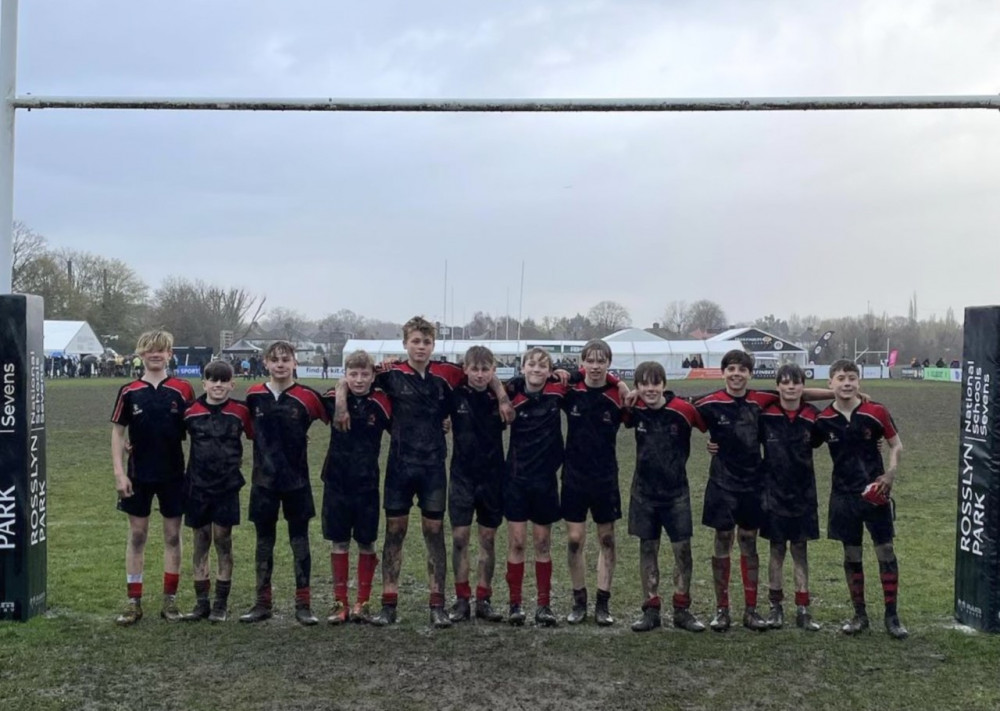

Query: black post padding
0 294 47 621
954 306 1000 632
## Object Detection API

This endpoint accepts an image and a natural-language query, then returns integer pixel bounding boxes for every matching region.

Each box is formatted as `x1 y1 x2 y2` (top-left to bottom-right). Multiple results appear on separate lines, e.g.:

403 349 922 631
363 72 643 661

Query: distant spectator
935 358 945 368
950 359 960 369
909 357 919 368
922 358 930 368
682 357 691 369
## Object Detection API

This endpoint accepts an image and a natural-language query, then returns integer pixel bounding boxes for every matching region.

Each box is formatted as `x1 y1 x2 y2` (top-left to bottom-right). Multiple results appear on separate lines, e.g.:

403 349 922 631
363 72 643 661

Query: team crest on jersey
456 402 470 415
636 422 647 433
602 411 612 424
863 428 872 440
767 433 779 442
717 414 730 425
132 404 143 416
670 424 679 436
367 414 377 427
401 385 414 396
570 405 580 417
170 402 179 414
827 432 838 443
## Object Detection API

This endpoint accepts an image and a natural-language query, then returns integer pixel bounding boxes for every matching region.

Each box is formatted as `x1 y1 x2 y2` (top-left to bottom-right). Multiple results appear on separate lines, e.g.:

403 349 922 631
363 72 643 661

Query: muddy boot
508 603 526 626
475 598 503 622
766 603 784 629
370 604 398 627
673 608 706 633
742 606 769 631
160 594 182 622
795 606 820 631
534 605 558 627
631 607 661 632
448 597 471 623
430 606 453 629
115 599 143 627
182 598 211 621
884 613 909 640
709 607 731 632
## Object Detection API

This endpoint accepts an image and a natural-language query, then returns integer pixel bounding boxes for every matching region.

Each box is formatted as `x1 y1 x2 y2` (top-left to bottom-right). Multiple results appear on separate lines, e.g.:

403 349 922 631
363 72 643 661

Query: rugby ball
862 482 889 506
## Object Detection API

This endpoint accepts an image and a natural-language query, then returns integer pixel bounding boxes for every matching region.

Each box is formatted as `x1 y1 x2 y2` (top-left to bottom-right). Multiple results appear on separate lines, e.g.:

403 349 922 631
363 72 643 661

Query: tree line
11 222 961 363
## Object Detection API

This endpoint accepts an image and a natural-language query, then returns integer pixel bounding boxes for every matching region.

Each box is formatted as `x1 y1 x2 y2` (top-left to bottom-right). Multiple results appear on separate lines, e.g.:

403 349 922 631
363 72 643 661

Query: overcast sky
10 0 1000 328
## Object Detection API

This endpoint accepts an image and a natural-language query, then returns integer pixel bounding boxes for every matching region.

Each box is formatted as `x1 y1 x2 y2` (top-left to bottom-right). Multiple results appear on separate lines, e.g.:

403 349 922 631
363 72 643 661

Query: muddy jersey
375 361 463 466
562 379 624 489
111 377 196 483
320 388 391 492
183 395 254 496
759 402 823 517
695 389 779 493
505 375 566 483
816 401 898 495
450 382 505 482
625 394 706 501
246 382 328 492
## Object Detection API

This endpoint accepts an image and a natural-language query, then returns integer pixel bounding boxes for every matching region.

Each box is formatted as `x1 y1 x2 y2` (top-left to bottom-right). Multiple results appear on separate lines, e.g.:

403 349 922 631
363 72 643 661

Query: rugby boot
742 606 769 631
239 602 273 623
534 605 558 627
631 607 661 632
709 606 732 632
160 594 183 622
595 602 615 627
295 604 319 626
182 598 211 621
350 601 372 624
370 604 398 627
208 599 228 623
884 613 909 640
566 603 588 625
475 598 504 623
841 613 871 635
673 608 706 633
430 605 453 629
115 600 143 627
327 600 348 625
508 603 526 626
795 606 821 631
766 603 784 629
448 597 471 623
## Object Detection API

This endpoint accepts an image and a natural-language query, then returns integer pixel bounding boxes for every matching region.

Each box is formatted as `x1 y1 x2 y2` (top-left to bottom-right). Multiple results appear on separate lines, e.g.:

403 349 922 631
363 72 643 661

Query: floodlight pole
0 0 18 294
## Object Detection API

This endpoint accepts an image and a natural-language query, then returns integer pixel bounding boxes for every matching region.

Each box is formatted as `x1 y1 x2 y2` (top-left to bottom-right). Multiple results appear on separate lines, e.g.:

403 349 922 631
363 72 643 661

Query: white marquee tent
43 320 103 356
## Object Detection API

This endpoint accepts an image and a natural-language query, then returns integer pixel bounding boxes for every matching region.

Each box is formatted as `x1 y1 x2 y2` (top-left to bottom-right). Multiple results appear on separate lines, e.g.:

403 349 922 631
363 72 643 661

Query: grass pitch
1 377 997 711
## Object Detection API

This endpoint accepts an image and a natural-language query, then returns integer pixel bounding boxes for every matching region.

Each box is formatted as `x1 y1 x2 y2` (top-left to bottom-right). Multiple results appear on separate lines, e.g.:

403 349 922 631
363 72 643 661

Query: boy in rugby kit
503 347 565 626
625 362 708 633
758 364 823 631
111 329 196 625
333 316 513 629
695 350 779 632
320 351 391 625
815 360 906 639
241 341 329 626
180 360 253 623
447 346 506 623
562 340 626 626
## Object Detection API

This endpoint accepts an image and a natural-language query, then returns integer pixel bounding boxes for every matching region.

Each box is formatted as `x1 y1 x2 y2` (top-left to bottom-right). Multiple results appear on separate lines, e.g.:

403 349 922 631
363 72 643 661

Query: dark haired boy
181 360 253 622
447 345 507 622
241 341 329 625
562 339 627 626
626 362 708 633
111 329 195 625
759 364 824 631
816 359 906 639
334 316 513 629
321 350 391 625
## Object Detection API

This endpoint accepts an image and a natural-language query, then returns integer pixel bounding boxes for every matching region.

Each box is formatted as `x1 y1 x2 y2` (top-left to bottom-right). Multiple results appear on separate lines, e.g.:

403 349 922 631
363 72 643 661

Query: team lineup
110 315 907 639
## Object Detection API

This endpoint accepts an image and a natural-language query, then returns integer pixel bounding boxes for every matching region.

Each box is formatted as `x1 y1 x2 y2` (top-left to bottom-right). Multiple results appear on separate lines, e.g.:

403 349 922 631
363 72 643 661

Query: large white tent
43 320 103 356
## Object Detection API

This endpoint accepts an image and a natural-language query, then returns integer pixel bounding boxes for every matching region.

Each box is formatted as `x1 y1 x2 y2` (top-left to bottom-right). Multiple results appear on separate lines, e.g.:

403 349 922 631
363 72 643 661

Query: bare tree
152 277 262 347
11 221 47 293
587 300 631 335
661 300 689 334
685 299 727 335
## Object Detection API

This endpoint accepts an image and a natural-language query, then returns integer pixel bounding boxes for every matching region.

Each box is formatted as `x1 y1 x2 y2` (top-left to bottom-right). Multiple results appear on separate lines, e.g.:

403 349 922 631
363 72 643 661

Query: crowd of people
109 316 907 640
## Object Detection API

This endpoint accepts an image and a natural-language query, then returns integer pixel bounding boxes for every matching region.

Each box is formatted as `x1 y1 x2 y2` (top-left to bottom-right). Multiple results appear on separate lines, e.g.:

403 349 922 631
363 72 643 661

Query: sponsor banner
887 349 899 368
176 365 202 377
899 367 924 380
610 368 692 382
862 366 882 380
687 368 723 380
924 367 961 383
735 328 796 353
296 366 344 380
752 367 817 381
954 306 1000 632
0 295 48 622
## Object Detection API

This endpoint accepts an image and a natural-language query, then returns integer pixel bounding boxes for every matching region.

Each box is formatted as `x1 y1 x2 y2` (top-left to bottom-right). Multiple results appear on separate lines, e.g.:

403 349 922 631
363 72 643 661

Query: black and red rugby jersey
111 377 196 483
695 389 779 493
450 382 505 481
375 361 463 466
505 375 566 483
562 379 625 487
320 388 391 491
246 382 328 492
625 394 706 501
184 395 254 496
759 402 823 517
815 401 898 495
